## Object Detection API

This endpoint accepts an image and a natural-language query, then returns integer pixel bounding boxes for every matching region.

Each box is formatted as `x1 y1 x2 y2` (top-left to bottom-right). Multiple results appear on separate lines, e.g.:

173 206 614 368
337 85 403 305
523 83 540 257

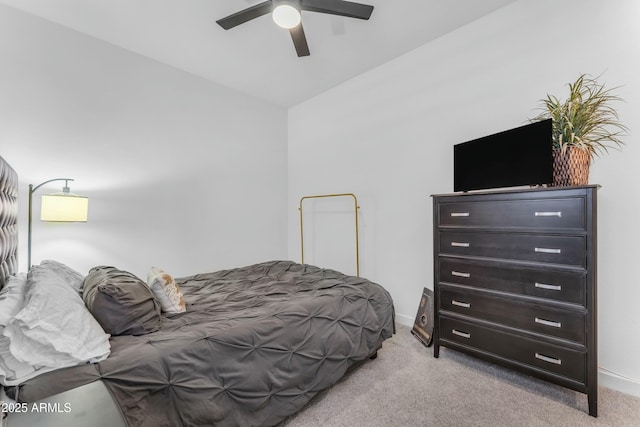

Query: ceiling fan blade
216 1 273 30
289 24 310 57
301 0 373 20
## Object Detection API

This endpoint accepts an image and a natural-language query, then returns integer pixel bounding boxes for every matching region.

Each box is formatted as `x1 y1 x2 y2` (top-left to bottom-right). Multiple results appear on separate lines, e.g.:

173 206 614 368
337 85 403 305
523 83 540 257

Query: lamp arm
30 178 74 194
27 178 74 270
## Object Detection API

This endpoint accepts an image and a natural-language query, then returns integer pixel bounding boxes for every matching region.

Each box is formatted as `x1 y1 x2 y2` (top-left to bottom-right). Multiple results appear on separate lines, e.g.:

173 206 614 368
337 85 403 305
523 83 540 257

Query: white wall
288 0 640 396
0 4 288 278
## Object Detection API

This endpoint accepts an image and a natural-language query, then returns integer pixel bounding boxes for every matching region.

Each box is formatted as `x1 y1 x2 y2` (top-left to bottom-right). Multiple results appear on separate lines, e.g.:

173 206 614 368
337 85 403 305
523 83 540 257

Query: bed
0 154 395 427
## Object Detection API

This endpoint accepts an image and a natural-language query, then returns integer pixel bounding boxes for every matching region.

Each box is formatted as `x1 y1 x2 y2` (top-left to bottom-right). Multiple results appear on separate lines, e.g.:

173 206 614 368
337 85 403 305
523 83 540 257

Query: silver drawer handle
452 329 471 339
535 247 562 254
535 352 562 365
535 282 562 291
535 211 562 217
450 212 470 217
451 271 470 278
451 242 470 248
535 317 562 328
452 300 470 308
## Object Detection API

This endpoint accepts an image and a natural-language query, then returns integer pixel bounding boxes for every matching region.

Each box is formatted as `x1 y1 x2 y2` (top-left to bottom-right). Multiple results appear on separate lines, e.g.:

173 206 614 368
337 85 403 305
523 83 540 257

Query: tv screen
453 119 553 192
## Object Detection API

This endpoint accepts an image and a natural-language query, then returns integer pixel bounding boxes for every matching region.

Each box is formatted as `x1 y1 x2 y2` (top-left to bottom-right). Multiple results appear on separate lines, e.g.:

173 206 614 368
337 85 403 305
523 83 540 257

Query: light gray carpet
282 324 640 427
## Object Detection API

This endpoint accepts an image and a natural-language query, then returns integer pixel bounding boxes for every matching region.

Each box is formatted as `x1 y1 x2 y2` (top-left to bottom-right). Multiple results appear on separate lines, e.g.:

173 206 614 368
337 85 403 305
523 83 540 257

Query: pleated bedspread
16 260 395 427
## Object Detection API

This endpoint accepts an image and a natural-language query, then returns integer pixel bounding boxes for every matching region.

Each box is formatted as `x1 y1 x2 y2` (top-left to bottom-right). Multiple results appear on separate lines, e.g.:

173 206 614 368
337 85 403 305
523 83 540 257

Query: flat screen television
453 119 553 192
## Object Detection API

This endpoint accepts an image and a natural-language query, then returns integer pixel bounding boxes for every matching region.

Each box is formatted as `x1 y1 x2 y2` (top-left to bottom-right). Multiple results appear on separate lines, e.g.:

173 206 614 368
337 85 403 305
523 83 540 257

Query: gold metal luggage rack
298 193 360 277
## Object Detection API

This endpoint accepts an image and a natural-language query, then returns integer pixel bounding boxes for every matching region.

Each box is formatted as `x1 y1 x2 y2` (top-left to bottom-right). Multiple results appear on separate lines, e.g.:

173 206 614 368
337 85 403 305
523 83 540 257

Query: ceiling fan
216 0 374 57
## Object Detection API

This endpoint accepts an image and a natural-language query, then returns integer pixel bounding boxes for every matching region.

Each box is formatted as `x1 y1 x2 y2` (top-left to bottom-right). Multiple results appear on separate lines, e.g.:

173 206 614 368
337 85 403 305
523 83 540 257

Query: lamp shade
40 193 88 222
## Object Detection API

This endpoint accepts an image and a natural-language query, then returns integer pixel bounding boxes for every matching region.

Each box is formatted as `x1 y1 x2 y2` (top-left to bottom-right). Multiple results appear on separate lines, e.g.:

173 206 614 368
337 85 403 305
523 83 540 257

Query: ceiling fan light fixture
272 3 301 29
216 0 374 57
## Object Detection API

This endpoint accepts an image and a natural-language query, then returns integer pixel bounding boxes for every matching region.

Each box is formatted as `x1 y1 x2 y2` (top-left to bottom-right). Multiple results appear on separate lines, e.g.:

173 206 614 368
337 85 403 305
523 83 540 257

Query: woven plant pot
552 147 591 186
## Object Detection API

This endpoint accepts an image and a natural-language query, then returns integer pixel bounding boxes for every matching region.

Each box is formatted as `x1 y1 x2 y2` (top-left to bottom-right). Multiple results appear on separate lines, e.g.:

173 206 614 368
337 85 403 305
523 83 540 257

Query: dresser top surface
432 184 600 199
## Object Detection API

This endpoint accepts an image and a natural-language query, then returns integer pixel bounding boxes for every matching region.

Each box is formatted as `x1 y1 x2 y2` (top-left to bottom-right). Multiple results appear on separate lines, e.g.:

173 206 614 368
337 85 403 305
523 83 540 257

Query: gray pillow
83 266 161 336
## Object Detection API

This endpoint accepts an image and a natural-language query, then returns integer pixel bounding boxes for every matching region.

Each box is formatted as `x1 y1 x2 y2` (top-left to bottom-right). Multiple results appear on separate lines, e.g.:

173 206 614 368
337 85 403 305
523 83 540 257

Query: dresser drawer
440 286 586 343
439 231 586 267
439 258 586 306
438 197 585 230
440 316 586 384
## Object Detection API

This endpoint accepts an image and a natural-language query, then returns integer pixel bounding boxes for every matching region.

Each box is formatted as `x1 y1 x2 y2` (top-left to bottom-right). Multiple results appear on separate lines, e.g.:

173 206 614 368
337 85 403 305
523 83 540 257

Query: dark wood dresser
432 185 598 416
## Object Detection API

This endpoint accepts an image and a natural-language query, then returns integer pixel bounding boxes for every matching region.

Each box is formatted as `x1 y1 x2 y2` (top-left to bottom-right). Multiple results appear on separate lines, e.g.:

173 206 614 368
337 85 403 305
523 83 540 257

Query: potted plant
533 74 628 186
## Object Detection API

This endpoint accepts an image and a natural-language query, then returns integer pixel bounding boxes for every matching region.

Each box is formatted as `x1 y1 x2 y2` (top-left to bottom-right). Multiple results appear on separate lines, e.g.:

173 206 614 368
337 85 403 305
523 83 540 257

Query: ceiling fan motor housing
273 0 302 10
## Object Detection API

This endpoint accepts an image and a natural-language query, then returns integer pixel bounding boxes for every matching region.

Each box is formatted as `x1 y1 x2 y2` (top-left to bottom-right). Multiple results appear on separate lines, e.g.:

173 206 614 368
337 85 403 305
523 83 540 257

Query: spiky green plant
533 74 628 159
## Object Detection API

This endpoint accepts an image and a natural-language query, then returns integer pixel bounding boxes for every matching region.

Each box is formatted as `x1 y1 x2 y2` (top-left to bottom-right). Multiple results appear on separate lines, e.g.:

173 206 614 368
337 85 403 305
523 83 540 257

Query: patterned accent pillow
147 267 186 314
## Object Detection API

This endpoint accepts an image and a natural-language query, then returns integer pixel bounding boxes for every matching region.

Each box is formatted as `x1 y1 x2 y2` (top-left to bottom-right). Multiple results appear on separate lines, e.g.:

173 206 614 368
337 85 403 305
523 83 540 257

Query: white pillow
147 267 186 314
3 262 111 374
0 274 39 385
39 259 85 292
0 273 26 327
0 328 39 386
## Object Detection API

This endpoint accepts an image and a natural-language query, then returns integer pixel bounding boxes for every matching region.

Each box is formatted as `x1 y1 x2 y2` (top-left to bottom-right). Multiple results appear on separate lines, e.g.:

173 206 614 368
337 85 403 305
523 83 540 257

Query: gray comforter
15 261 395 426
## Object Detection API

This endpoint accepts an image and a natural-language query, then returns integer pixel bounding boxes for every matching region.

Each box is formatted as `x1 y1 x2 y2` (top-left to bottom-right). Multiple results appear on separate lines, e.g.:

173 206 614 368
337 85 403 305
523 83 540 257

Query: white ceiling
1 0 517 107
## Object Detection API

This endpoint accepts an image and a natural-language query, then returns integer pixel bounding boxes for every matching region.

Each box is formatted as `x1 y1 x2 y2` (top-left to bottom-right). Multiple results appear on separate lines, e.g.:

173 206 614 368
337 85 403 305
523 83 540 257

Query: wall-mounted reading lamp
28 178 88 269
